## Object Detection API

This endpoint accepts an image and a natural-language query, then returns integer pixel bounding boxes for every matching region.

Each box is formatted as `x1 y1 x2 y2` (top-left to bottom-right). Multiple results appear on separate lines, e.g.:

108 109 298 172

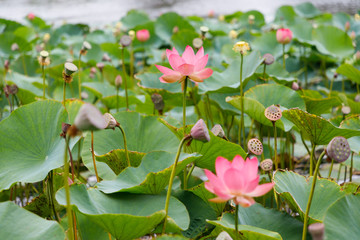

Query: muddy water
0 0 359 25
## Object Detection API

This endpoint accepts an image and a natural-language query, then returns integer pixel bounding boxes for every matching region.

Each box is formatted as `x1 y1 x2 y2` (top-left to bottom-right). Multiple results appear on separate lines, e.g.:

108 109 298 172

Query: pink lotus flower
276 28 292 44
204 155 274 207
136 29 150 42
155 46 213 89
27 13 35 21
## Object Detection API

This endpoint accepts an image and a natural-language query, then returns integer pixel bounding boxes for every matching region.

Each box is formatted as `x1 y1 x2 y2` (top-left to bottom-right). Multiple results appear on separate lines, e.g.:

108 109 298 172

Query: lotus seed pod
96 62 105 72
233 41 250 55
260 159 273 172
265 105 282 122
291 81 299 91
308 223 324 240
191 119 210 142
74 103 107 131
200 26 209 36
104 113 118 129
216 231 233 240
151 93 164 111
115 75 122 87
192 38 203 49
82 41 92 51
11 43 19 51
120 35 132 47
248 14 255 25
128 30 135 40
102 53 111 62
81 91 89 100
64 62 78 76
40 50 49 59
341 106 351 115
326 136 351 163
211 124 225 138
263 53 275 65
248 138 263 155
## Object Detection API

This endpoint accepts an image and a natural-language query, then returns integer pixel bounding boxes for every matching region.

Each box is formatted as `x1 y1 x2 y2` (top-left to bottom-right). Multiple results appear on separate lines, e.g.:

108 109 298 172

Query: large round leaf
97 151 200 194
336 63 360 85
82 111 179 180
324 194 360 239
0 100 77 190
0 201 65 240
56 184 190 239
274 171 346 223
340 115 360 153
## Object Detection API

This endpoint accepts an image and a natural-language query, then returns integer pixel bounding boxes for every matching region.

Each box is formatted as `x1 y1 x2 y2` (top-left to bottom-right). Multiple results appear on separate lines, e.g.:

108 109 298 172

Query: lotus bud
211 124 226 138
260 159 273 172
60 123 71 138
27 13 35 21
265 105 282 122
263 53 274 65
63 62 78 83
345 21 350 32
291 81 299 91
172 26 179 34
355 51 360 61
120 35 132 47
248 15 255 25
200 26 209 38
276 28 293 44
11 43 19 51
90 67 97 74
81 91 89 100
308 223 324 240
96 62 105 72
73 103 107 131
350 31 356 40
192 38 203 49
136 29 150 42
229 30 238 39
128 30 135 40
341 105 351 115
43 33 50 43
115 75 122 88
216 231 232 240
104 113 119 129
326 136 351 163
208 10 215 18
355 94 360 102
233 41 250 55
102 53 111 62
247 138 263 156
4 60 10 72
151 93 164 113
191 119 210 142
218 15 225 22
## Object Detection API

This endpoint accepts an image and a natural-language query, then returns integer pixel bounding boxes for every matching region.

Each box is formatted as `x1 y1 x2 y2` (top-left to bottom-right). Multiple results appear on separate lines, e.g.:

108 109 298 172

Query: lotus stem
344 166 347 183
262 64 266 80
63 81 66 108
67 145 75 181
282 44 285 69
206 94 214 126
121 47 129 110
350 152 354 182
63 136 74 240
182 78 189 189
235 204 239 233
42 65 46 99
162 137 188 234
239 54 245 149
337 164 342 182
116 87 119 113
117 125 130 167
91 131 100 182
78 55 81 99
273 122 278 170
310 143 316 176
130 44 134 85
328 160 334 178
21 53 28 76
302 150 326 240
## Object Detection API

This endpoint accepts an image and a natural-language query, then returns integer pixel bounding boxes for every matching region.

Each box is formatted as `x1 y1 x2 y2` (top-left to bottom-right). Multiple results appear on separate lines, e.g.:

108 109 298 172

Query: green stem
183 77 188 134
206 94 214 126
328 160 334 178
350 152 354 182
344 166 347 183
162 137 188 233
130 44 134 85
91 131 100 182
21 53 28 76
78 55 81 99
262 64 266 80
329 76 335 97
49 171 60 222
309 143 316 176
273 122 278 170
116 87 119 112
282 44 286 69
63 136 74 240
63 81 66 108
337 164 342 182
42 65 46 99
302 151 326 240
268 130 273 160
235 204 239 233
239 54 245 149
121 48 129 110
117 125 130 167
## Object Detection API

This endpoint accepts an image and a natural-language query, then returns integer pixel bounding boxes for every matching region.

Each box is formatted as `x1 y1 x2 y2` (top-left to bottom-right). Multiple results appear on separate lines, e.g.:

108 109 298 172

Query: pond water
0 0 359 25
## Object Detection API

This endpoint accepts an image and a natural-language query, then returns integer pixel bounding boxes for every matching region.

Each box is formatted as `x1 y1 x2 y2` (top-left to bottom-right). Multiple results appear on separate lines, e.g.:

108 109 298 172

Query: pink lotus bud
27 13 35 21
208 10 215 18
350 31 356 40
120 35 132 47
276 28 293 44
247 138 263 155
308 223 324 240
136 29 150 42
260 159 273 172
345 21 350 31
96 62 105 72
191 119 210 142
90 67 97 74
4 60 10 71
115 75 122 87
102 53 111 62
11 43 19 51
326 136 351 163
291 81 299 91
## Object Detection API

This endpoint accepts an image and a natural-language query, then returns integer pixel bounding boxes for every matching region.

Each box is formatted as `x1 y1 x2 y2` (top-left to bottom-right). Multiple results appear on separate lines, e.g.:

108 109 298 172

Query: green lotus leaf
274 170 346 223
294 2 322 18
121 9 150 29
274 5 297 23
258 61 297 84
302 96 341 115
340 115 360 153
56 184 190 239
252 32 289 59
97 151 200 194
336 63 360 84
0 201 65 240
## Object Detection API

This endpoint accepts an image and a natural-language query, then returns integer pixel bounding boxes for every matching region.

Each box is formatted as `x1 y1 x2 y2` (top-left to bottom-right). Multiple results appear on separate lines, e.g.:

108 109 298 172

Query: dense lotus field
1 2 360 240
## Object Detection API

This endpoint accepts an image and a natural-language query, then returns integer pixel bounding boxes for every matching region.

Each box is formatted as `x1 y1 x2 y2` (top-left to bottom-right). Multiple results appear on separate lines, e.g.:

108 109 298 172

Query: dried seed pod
120 35 132 47
192 38 203 49
326 136 351 163
191 119 210 142
265 105 282 122
211 124 226 138
308 223 324 240
263 53 275 65
60 123 71 138
104 113 118 129
247 138 263 155
82 41 92 51
151 93 164 112
260 159 273 172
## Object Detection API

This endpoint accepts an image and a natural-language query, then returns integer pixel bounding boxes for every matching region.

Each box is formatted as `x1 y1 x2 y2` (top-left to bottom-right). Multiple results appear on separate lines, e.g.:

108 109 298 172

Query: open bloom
204 155 274 207
136 29 150 42
276 28 292 44
155 46 213 89
233 41 250 55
